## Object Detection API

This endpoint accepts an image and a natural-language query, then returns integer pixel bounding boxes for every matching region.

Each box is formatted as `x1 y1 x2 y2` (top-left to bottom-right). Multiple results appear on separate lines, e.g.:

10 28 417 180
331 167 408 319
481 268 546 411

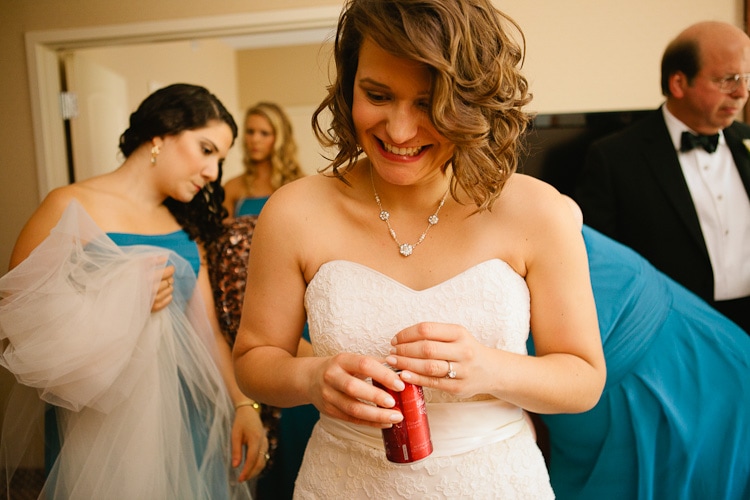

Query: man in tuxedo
576 21 750 334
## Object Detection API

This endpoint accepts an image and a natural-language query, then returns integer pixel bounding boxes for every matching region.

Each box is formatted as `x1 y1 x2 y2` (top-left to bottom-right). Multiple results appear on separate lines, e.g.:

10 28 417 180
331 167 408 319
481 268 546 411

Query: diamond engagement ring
446 361 457 379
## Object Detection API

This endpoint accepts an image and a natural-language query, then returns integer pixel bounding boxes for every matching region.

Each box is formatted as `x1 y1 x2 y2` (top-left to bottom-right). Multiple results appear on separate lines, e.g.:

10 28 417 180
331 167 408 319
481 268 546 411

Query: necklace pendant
399 243 414 257
370 165 448 258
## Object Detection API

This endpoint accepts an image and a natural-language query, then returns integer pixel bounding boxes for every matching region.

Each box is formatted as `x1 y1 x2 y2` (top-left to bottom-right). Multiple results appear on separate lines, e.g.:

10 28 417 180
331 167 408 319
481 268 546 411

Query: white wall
503 0 741 113
62 39 243 182
231 0 743 179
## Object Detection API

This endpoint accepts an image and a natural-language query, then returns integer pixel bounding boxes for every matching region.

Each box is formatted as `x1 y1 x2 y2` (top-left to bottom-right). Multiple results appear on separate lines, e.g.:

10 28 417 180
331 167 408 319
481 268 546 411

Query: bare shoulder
496 174 581 256
251 174 346 269
221 175 245 215
499 174 569 222
222 175 246 201
263 174 336 216
223 174 245 193
40 184 78 212
29 184 91 225
9 185 82 268
502 172 559 196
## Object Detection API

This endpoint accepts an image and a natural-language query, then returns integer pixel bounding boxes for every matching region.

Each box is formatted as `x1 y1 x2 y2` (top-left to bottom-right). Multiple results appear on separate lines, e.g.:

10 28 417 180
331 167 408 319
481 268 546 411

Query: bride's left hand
385 322 490 398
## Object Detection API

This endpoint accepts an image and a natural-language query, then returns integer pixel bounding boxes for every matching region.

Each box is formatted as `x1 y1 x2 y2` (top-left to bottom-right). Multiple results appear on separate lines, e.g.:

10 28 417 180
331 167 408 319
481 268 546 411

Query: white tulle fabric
297 260 554 499
0 202 251 499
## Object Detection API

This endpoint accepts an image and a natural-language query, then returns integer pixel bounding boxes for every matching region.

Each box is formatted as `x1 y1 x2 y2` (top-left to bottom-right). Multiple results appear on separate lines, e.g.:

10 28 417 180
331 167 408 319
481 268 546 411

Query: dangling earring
150 145 160 165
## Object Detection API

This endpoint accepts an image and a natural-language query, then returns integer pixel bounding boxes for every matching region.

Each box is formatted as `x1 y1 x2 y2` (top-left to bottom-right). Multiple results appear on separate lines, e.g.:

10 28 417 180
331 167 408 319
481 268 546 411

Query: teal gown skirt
531 226 750 500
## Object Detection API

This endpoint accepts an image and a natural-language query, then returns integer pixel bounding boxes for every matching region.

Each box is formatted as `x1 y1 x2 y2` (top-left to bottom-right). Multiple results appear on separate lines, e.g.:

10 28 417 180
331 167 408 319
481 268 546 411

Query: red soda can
373 369 433 463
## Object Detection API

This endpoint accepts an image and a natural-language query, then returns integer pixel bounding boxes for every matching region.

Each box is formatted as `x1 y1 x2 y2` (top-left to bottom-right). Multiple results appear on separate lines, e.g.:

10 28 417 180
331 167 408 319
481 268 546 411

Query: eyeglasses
711 73 750 94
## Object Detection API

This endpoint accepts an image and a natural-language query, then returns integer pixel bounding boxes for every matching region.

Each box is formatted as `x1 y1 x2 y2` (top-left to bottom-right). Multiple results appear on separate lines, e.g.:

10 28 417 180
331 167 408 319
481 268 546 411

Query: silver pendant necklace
370 166 449 257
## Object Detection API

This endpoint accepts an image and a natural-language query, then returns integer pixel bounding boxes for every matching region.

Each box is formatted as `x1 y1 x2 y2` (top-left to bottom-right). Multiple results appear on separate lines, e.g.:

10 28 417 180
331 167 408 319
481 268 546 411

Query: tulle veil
0 201 252 499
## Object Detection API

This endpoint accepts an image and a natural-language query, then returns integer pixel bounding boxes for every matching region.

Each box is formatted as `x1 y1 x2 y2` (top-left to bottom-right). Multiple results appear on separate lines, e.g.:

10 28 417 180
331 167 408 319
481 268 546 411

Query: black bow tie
680 131 720 153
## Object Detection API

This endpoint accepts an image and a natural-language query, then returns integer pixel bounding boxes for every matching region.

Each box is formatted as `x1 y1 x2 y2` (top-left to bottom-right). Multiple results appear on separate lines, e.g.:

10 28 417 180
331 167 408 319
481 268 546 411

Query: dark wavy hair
312 0 533 210
119 83 238 242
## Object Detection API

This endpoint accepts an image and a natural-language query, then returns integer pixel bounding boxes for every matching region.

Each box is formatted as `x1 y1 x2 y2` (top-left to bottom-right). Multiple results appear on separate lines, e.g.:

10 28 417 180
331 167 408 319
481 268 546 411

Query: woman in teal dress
530 199 750 499
0 84 267 498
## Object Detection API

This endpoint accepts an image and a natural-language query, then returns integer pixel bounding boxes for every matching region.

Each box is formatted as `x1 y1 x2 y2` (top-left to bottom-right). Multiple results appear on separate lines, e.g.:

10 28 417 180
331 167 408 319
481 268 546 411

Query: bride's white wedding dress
295 260 554 499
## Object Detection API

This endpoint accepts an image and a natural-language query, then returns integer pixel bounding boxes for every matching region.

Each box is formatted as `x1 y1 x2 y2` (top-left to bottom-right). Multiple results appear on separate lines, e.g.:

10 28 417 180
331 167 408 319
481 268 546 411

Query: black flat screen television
518 109 652 197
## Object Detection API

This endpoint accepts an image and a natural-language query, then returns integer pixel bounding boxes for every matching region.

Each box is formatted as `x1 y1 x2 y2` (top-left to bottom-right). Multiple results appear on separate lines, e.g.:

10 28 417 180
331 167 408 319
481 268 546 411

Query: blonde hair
243 102 304 191
313 0 533 210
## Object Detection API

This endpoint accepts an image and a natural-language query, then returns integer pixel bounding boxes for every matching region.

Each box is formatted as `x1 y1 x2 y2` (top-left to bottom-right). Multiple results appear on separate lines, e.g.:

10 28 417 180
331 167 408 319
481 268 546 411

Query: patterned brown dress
204 215 281 469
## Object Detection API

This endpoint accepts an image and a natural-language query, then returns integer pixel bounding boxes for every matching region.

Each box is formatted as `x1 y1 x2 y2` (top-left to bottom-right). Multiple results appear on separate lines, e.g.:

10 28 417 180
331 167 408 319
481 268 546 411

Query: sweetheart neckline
310 258 523 294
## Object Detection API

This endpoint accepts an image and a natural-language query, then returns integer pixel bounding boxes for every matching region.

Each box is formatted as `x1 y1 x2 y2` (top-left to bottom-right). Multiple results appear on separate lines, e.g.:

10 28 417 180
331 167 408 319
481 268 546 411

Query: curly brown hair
312 0 533 210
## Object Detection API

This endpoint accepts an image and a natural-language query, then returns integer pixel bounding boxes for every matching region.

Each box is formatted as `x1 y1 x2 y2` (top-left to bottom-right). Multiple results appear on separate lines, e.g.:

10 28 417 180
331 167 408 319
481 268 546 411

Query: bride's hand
308 353 406 428
386 322 489 398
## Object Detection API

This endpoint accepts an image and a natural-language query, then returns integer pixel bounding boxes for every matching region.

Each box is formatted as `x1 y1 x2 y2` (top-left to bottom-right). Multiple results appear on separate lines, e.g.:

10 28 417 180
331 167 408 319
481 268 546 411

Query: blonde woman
215 101 316 500
223 102 305 218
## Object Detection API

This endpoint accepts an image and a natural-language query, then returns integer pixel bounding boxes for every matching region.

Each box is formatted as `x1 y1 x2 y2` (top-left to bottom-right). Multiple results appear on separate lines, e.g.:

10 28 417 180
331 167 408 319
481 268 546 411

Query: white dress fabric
296 260 554 499
0 201 252 499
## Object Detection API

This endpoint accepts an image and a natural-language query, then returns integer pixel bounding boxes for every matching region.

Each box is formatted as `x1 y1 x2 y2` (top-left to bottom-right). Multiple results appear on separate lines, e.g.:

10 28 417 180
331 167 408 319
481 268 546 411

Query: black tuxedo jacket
575 107 750 307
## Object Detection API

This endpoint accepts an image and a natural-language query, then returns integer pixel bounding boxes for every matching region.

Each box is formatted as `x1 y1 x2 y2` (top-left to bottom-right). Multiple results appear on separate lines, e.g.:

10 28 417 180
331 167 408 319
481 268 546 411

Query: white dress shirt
663 106 750 300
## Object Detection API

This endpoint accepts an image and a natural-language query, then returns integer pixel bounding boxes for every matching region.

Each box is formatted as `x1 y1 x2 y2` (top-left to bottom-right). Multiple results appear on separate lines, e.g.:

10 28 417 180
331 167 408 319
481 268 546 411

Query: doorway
25 6 339 198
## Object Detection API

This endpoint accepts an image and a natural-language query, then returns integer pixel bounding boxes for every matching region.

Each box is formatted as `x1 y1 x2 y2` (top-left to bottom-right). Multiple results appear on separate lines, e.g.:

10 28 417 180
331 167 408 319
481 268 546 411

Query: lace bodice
305 259 531 403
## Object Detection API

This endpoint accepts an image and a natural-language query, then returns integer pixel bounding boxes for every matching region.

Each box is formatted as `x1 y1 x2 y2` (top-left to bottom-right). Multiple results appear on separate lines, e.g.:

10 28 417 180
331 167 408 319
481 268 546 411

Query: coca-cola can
373 368 433 463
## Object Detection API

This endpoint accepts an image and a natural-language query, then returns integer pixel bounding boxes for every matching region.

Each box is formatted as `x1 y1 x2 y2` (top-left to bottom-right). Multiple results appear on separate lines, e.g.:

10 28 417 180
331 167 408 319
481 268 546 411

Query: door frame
25 6 340 199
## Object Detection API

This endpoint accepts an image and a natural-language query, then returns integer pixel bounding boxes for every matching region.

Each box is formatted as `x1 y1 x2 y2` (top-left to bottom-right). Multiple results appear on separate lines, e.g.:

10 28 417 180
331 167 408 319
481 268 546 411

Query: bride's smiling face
351 38 454 186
